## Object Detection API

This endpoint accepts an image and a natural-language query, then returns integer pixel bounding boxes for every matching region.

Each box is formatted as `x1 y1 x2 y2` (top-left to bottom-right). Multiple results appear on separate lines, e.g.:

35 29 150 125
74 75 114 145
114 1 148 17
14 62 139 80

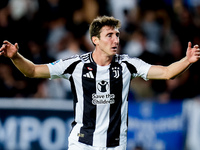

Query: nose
113 35 119 44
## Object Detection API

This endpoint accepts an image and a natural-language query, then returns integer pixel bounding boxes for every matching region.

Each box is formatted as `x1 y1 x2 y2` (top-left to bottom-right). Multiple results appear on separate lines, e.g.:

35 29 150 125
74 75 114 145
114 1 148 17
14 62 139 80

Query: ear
92 36 99 45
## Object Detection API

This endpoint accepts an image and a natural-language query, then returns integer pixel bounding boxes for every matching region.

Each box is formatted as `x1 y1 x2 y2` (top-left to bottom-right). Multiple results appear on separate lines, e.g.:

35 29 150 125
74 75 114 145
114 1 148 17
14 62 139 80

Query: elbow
168 77 175 80
23 73 34 78
166 74 178 80
169 76 176 80
22 68 36 78
169 75 179 80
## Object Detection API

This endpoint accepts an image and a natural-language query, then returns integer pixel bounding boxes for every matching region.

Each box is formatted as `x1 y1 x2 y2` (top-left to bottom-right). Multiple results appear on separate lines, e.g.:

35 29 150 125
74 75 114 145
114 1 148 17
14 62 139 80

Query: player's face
97 26 120 56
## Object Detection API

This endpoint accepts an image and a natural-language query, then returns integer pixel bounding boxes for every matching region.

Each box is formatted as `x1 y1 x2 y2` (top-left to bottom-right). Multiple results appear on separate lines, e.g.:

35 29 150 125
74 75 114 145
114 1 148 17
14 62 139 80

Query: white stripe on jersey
93 65 110 146
120 63 131 145
70 62 84 141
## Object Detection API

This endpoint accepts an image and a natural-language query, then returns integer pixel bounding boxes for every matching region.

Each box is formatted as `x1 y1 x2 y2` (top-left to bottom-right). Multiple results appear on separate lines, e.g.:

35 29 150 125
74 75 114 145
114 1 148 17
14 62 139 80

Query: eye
116 33 120 37
107 33 112 37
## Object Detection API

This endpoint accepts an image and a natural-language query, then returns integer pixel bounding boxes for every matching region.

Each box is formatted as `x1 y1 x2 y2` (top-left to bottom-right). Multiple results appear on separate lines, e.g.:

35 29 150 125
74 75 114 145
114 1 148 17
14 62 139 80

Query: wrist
183 56 193 69
10 52 20 60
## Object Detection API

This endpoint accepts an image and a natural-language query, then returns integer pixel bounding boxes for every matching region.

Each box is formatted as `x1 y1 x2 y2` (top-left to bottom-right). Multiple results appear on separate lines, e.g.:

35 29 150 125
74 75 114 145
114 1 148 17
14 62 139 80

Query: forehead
100 26 119 34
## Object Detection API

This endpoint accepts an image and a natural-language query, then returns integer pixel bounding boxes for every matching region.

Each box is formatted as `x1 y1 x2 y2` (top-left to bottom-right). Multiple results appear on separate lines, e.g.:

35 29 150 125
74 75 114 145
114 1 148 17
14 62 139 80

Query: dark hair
89 16 121 45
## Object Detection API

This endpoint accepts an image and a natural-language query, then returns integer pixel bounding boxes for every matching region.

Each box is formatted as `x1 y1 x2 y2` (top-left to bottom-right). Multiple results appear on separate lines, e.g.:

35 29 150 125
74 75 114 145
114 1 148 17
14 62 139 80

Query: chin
110 52 117 56
111 49 118 53
114 50 119 55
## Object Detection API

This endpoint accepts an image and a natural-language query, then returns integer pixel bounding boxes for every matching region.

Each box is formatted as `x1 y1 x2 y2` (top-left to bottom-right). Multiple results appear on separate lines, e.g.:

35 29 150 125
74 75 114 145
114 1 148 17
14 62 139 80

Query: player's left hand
186 42 200 63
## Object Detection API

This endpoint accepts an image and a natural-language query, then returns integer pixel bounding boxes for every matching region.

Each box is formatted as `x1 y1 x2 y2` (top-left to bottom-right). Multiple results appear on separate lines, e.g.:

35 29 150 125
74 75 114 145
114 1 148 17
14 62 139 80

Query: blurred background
1 0 200 150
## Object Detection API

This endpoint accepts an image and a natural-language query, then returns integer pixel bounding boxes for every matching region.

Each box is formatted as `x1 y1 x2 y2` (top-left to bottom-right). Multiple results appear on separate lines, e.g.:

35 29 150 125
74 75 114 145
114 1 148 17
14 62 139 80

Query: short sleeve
123 55 152 80
47 59 69 80
133 58 152 80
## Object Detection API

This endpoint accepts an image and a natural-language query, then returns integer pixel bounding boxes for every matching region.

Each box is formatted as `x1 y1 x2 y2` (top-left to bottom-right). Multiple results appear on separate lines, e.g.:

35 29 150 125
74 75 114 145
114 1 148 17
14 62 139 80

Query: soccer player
0 16 200 150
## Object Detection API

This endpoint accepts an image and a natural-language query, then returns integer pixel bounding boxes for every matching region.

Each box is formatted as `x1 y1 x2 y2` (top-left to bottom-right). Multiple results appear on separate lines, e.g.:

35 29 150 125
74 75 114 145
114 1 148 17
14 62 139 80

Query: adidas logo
83 71 94 79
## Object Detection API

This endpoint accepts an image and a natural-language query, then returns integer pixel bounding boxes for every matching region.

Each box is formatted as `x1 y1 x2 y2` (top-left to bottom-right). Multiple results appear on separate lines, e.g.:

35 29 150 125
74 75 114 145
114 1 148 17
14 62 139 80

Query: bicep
147 65 169 80
34 64 50 78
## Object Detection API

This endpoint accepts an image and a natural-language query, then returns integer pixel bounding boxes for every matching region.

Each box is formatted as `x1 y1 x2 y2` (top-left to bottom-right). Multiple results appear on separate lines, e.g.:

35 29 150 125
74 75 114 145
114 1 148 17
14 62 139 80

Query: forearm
166 56 192 79
147 56 192 80
11 52 36 78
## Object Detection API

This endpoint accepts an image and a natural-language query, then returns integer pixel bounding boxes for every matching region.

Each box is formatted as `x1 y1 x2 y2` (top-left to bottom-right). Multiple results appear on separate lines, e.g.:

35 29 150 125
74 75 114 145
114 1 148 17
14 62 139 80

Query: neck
92 49 114 66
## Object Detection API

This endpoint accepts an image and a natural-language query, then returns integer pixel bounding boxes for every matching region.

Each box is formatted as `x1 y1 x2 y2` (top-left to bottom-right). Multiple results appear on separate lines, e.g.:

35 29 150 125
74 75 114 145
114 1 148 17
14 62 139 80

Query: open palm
186 42 200 64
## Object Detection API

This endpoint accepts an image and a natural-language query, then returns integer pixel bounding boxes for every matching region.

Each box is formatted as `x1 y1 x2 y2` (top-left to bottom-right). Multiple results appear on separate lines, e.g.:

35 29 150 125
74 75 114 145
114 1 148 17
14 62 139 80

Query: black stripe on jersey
122 61 137 74
107 61 123 147
79 63 97 145
63 60 81 75
69 77 77 128
63 60 81 129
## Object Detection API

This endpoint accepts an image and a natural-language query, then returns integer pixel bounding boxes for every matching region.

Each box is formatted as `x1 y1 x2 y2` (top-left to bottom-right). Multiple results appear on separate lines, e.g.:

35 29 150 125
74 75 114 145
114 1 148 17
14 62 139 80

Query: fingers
188 41 199 49
0 43 6 52
196 48 200 55
0 45 5 55
194 44 199 49
3 40 11 45
194 45 200 54
193 46 200 57
2 40 14 49
14 43 19 50
188 41 192 48
0 40 11 54
1 41 18 50
0 48 3 53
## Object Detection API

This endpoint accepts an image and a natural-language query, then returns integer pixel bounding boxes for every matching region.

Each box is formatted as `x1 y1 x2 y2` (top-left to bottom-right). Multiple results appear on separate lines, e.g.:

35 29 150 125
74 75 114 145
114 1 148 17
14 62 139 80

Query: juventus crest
112 67 120 78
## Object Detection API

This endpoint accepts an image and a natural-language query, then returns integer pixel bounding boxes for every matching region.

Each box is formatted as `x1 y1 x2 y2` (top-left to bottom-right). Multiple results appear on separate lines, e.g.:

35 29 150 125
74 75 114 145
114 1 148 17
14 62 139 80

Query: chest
71 63 131 89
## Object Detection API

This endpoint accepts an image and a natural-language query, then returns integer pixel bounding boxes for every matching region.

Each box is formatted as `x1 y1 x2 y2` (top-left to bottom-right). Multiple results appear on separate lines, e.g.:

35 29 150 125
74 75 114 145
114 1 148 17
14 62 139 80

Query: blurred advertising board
0 98 191 150
184 99 200 150
127 101 185 150
0 99 73 150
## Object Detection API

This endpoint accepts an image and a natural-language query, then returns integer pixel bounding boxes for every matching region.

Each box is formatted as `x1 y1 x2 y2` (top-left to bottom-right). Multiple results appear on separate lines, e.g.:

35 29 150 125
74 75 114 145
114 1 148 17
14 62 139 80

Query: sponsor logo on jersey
92 93 115 105
83 71 94 79
91 80 115 105
97 80 109 92
51 60 60 65
87 67 93 71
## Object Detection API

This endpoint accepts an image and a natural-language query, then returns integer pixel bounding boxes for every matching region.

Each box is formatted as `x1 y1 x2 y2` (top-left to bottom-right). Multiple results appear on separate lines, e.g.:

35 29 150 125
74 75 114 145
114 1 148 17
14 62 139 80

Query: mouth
111 46 118 50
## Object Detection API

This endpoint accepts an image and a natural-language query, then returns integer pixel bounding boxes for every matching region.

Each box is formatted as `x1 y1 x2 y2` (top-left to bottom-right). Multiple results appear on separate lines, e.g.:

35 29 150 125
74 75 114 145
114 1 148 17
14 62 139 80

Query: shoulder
62 54 81 62
116 54 151 70
62 52 93 63
79 52 93 63
114 54 141 63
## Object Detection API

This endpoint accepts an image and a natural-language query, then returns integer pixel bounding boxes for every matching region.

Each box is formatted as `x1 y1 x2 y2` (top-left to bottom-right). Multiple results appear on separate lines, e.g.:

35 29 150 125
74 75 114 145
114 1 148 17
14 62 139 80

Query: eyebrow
106 31 120 36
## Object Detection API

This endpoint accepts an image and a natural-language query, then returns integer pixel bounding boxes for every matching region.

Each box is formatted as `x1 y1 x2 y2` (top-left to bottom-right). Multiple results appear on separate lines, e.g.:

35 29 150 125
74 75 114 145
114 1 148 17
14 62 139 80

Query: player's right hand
0 40 19 59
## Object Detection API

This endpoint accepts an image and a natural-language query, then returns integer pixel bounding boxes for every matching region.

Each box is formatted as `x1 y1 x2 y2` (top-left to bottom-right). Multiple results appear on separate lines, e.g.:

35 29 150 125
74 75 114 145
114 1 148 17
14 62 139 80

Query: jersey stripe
69 63 85 142
70 77 77 128
122 61 137 74
63 60 81 74
62 60 81 129
79 63 97 145
93 65 110 146
107 61 123 147
120 63 131 145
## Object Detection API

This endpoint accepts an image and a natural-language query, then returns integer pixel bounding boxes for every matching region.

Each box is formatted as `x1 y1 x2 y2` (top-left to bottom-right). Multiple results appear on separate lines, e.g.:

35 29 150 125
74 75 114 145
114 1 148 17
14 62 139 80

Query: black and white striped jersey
47 52 151 147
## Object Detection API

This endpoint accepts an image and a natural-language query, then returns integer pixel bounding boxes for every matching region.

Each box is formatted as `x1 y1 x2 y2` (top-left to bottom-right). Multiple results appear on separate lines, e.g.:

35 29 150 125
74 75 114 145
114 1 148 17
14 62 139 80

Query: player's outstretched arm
147 42 200 80
0 41 50 78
